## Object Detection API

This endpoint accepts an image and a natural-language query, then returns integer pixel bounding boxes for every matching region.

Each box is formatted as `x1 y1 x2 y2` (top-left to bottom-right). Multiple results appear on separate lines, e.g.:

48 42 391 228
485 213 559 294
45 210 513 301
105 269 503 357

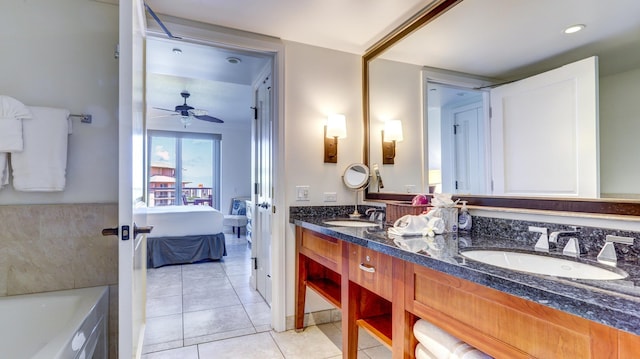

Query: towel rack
68 114 92 124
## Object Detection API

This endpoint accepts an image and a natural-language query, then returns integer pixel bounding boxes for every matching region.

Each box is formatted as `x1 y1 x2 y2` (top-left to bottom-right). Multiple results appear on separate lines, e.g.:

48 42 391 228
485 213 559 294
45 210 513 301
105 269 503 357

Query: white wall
599 66 640 198
0 0 119 204
283 41 363 314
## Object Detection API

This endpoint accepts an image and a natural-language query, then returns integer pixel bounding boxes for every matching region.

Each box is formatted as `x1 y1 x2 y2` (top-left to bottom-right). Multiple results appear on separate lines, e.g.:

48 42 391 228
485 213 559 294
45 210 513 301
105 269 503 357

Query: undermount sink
461 250 628 280
323 220 380 228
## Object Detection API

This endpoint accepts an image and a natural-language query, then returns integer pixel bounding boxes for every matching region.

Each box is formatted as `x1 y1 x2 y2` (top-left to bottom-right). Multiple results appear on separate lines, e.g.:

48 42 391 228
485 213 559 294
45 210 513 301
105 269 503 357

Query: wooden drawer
405 263 618 359
298 228 342 273
348 243 393 300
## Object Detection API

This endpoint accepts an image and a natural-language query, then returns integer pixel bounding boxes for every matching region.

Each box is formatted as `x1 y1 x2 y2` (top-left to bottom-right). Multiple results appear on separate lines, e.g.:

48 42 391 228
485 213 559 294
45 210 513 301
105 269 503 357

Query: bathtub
0 286 108 359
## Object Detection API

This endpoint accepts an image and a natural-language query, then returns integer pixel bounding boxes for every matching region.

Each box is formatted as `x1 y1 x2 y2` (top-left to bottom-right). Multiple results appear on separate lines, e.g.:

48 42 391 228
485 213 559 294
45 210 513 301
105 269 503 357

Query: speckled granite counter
292 215 640 336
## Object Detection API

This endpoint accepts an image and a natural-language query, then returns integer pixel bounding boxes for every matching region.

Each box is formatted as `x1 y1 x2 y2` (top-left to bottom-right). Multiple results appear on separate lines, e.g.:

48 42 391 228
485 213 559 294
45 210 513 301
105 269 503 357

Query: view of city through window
148 132 219 207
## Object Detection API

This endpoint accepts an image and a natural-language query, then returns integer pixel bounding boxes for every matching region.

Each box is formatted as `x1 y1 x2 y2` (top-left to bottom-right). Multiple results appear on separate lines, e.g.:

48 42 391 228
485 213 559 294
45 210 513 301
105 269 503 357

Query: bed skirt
147 233 227 268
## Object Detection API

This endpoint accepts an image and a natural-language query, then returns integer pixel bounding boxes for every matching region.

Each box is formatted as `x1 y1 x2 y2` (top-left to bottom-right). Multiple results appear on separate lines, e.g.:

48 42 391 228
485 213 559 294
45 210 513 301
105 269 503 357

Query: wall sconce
382 120 403 164
324 114 347 163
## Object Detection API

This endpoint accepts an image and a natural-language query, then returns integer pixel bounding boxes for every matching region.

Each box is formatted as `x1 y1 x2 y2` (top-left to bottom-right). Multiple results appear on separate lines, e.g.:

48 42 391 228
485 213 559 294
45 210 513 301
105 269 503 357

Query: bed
145 205 226 268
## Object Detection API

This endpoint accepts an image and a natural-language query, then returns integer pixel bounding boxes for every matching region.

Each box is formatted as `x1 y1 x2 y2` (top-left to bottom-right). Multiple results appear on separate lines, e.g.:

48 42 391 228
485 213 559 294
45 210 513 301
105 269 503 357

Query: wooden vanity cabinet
295 226 640 358
404 263 619 359
295 227 343 330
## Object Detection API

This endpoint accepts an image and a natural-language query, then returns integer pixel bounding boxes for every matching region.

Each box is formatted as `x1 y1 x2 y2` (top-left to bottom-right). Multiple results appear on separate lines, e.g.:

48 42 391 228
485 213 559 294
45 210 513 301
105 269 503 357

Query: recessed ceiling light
226 57 242 64
172 48 182 54
564 24 585 34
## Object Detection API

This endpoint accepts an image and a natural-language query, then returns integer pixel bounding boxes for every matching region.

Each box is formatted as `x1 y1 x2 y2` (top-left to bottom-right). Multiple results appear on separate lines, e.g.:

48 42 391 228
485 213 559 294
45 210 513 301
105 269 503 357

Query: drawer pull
359 263 376 273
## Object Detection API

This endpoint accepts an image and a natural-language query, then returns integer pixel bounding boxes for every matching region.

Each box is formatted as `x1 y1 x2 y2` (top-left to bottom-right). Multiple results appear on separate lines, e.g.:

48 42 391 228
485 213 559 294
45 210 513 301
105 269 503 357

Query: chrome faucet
365 208 385 224
549 226 581 245
597 235 634 267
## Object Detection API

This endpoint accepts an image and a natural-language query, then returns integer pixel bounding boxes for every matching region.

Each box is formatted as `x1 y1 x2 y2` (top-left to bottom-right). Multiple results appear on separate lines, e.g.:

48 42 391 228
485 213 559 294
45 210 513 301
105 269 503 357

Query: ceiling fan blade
152 107 177 112
194 114 224 123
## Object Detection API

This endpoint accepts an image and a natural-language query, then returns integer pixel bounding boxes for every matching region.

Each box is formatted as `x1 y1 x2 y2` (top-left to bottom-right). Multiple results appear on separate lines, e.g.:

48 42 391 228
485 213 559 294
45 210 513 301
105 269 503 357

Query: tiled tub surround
0 203 118 358
290 208 640 336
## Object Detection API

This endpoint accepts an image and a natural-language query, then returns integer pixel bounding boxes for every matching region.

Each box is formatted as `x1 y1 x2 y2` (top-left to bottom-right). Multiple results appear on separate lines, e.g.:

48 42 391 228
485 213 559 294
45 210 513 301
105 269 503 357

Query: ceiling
144 0 431 126
381 0 640 80
143 0 640 125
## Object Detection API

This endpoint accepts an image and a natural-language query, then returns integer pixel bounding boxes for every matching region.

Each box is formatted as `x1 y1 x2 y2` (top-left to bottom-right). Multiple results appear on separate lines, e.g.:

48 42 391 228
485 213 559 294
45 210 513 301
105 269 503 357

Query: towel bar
68 113 92 124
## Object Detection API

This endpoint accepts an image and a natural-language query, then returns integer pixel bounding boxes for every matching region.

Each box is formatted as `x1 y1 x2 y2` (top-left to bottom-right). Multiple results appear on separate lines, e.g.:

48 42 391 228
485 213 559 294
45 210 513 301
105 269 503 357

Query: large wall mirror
363 0 640 216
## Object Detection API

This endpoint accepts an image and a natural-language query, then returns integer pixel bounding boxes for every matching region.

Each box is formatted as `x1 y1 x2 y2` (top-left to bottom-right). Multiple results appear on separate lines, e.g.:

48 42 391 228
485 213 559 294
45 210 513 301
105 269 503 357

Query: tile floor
142 233 392 359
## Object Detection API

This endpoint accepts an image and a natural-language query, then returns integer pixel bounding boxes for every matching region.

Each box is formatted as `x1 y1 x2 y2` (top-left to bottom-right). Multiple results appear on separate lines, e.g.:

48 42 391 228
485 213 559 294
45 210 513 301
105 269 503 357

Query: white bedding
145 205 224 238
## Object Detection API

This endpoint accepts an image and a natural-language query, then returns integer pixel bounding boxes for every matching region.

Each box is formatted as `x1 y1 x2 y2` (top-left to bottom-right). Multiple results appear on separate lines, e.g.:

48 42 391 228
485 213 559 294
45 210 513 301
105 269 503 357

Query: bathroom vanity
293 217 640 358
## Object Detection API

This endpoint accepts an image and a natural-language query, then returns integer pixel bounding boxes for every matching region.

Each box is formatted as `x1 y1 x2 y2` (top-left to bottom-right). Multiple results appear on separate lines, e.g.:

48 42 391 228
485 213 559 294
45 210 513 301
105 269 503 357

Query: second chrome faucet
530 226 581 257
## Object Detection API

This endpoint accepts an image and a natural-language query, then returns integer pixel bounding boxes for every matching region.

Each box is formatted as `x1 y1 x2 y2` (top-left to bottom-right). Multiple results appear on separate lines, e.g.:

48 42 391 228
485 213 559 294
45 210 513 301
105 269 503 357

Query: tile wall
0 203 119 358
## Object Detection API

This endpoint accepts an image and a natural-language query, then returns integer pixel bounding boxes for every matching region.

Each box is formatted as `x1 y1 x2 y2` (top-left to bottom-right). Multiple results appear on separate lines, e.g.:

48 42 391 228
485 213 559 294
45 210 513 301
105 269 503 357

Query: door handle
259 202 270 209
134 223 153 237
101 227 118 236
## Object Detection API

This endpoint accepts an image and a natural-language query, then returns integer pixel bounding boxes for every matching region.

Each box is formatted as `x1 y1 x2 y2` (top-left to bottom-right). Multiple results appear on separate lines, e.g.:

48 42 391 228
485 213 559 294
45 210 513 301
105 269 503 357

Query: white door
253 73 273 304
490 56 599 197
452 103 485 194
118 1 148 357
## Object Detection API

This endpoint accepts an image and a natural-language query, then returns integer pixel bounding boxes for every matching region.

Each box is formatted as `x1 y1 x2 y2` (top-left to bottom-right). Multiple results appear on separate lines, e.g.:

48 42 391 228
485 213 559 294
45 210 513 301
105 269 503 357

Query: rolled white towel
413 319 493 359
11 106 71 191
0 153 8 188
0 95 32 152
416 343 437 359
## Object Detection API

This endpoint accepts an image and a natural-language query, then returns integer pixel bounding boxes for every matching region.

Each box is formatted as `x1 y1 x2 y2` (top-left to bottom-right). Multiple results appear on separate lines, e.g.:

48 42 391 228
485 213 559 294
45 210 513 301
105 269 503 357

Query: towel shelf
68 113 92 124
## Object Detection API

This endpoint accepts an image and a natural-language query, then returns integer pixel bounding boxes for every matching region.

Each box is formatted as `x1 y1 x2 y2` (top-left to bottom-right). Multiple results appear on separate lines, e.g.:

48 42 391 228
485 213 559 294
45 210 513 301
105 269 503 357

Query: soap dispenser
458 201 472 232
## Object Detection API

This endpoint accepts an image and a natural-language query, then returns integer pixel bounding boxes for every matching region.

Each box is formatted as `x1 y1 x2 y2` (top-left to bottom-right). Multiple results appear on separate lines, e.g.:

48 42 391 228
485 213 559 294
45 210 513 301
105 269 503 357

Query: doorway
426 81 489 195
142 32 281 353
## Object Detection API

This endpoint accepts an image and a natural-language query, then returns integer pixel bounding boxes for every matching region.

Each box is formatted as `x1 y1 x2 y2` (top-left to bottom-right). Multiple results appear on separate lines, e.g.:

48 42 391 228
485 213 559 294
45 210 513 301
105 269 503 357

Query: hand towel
0 154 8 188
11 106 71 191
388 214 444 237
416 343 437 359
0 96 32 189
413 319 493 359
0 95 32 152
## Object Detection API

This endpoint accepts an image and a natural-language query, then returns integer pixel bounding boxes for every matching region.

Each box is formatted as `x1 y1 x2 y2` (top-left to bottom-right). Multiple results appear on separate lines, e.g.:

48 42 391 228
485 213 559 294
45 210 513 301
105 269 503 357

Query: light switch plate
405 185 416 193
323 192 337 202
296 186 310 201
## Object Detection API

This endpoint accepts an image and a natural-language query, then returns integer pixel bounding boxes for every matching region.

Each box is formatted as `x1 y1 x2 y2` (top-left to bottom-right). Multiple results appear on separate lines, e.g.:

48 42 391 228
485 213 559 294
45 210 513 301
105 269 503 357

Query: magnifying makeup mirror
342 163 370 218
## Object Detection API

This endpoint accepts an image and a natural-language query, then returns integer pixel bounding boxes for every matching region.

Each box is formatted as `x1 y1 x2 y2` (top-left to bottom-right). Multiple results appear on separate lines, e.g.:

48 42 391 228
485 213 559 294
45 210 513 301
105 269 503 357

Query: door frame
145 18 286 332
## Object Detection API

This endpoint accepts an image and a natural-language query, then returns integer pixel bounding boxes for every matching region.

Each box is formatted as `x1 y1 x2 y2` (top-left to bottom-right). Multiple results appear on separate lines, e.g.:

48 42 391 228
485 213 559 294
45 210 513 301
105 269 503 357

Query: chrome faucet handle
529 226 549 252
562 237 580 258
597 235 635 267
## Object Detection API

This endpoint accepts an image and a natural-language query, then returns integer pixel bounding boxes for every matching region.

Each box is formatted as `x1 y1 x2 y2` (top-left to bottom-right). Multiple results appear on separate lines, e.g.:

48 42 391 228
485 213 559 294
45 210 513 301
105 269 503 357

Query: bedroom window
147 130 221 209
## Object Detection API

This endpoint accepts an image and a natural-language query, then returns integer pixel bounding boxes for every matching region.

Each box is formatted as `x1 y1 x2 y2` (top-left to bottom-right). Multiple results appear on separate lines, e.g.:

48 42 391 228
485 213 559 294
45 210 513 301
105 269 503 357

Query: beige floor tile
183 327 257 347
183 305 253 339
141 345 198 359
243 300 271 327
183 287 240 312
143 314 183 346
198 332 284 359
270 326 342 359
147 294 182 318
362 345 392 359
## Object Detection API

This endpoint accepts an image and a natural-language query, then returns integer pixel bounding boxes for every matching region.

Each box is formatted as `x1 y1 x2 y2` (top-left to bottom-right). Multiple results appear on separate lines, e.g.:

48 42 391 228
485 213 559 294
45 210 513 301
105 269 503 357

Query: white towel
413 319 493 359
0 95 32 152
0 96 32 189
11 106 71 191
0 154 8 188
416 343 437 359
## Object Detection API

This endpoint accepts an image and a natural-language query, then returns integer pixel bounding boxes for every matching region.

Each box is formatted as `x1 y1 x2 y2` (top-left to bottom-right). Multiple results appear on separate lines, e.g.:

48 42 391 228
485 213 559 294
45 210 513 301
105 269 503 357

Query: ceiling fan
153 91 224 127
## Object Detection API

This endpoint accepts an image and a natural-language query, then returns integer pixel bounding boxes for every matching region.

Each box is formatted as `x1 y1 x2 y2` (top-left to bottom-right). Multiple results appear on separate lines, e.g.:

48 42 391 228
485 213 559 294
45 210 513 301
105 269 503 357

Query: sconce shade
383 120 403 142
326 114 347 139
324 114 346 163
382 120 403 164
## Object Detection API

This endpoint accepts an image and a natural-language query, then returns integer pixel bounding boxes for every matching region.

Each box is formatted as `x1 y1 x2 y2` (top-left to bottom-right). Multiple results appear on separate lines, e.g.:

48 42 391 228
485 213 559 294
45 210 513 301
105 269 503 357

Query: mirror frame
362 0 640 217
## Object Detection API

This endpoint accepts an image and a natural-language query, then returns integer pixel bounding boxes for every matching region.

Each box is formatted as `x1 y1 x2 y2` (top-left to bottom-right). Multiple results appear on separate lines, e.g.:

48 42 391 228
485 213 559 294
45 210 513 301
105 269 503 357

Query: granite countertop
292 216 640 336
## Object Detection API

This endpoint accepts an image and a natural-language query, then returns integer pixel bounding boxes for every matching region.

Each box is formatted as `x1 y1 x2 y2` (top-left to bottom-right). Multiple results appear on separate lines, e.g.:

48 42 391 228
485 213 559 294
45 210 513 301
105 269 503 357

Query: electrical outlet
323 192 337 202
405 185 416 193
296 185 310 201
